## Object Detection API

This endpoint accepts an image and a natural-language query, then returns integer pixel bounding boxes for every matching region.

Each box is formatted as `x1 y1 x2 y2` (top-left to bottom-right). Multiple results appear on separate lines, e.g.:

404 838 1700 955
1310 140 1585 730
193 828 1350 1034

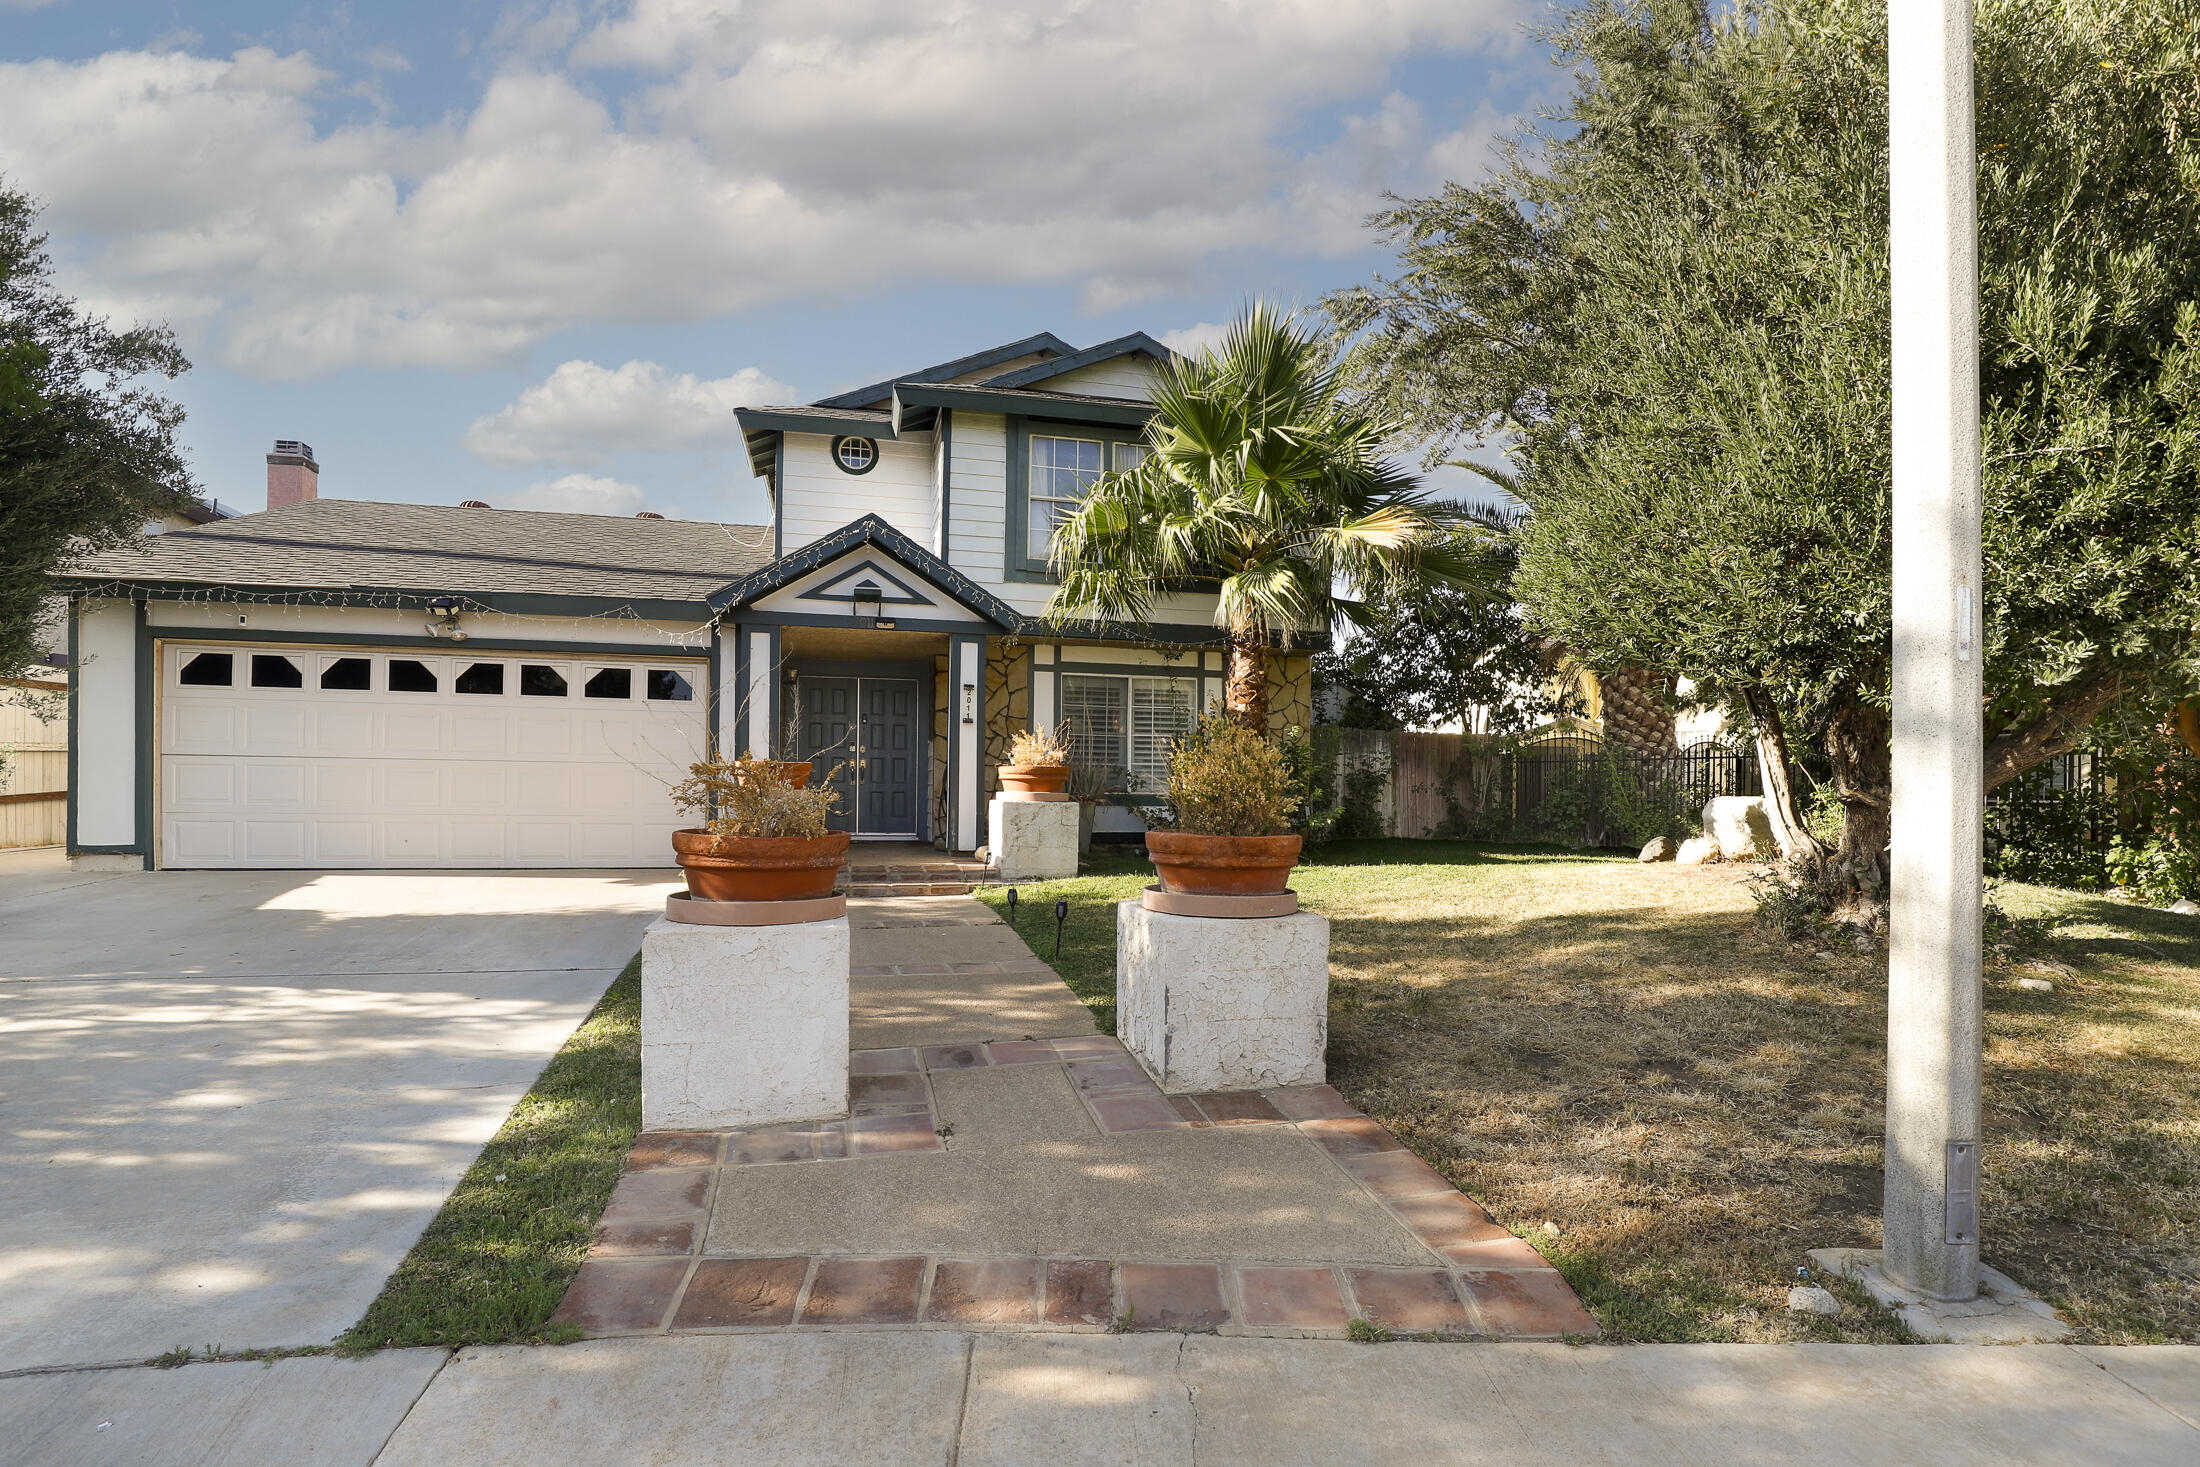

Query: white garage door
158 642 709 868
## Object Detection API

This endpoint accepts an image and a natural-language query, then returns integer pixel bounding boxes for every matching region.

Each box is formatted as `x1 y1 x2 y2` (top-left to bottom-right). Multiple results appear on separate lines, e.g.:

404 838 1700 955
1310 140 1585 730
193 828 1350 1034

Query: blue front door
798 674 919 836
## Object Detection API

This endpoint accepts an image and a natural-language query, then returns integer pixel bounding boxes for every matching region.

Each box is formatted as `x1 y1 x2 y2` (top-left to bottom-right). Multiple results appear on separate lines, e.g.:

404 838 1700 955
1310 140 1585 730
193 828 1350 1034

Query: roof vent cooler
459 500 493 509
635 511 665 519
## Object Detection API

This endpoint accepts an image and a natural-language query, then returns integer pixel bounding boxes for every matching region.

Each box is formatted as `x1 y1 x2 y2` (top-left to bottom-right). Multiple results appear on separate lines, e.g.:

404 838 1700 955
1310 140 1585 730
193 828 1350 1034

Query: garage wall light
425 597 468 642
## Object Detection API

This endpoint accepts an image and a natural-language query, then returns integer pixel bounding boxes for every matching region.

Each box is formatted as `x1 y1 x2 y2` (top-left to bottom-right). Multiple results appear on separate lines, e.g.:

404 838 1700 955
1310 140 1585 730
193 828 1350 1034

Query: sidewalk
5 1335 2195 1465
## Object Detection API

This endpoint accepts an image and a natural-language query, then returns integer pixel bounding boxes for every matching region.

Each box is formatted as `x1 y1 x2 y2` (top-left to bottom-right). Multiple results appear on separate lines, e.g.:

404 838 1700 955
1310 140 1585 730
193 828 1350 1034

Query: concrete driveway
0 849 676 1371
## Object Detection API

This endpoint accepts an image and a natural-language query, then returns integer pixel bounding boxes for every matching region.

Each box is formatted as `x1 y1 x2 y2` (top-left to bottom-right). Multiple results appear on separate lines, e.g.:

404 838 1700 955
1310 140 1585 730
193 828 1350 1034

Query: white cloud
463 358 793 466
505 472 648 515
0 3 1529 377
1159 321 1230 358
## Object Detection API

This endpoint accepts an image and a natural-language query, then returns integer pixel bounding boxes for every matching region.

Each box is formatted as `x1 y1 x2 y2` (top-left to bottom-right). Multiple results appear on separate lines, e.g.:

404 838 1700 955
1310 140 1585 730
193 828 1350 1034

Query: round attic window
831 435 879 475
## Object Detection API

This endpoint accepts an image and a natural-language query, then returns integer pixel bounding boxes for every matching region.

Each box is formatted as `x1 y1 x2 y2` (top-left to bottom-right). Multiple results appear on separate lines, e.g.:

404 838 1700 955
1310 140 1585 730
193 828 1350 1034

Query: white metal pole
1885 0 1984 1301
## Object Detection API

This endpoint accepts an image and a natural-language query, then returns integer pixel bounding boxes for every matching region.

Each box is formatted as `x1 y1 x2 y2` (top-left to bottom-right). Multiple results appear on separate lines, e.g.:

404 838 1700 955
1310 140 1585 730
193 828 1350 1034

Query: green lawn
980 839 2200 1345
340 954 645 1352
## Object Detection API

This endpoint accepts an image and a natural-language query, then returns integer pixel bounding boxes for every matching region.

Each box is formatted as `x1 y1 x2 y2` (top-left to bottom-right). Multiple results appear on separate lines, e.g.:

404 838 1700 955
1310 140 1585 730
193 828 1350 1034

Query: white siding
779 431 935 553
946 411 1009 587
74 599 137 847
944 411 1220 624
1036 356 1157 401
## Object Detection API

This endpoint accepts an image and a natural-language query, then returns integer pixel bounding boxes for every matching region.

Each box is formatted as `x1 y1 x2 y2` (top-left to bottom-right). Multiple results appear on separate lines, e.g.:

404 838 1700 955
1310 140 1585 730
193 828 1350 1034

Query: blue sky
1 0 1562 525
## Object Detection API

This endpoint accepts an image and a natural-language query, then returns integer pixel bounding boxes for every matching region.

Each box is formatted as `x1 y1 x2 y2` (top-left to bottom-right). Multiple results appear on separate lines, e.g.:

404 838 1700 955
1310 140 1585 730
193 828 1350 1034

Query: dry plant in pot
669 752 848 901
1144 714 1302 895
999 723 1073 795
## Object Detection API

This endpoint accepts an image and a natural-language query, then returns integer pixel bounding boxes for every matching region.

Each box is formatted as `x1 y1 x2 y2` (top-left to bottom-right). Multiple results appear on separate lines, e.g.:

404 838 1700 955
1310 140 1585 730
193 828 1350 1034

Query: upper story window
832 435 879 474
1028 435 1103 559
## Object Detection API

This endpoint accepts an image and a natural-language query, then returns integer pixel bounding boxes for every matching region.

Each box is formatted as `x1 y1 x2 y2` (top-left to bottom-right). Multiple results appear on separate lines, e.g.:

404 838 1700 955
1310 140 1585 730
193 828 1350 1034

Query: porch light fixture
961 682 976 725
851 579 883 627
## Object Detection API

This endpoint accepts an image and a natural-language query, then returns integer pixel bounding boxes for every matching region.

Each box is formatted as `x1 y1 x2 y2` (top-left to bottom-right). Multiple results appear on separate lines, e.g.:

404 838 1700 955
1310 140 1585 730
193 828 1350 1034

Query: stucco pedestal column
1116 900 1328 1094
987 796 1080 880
640 915 849 1131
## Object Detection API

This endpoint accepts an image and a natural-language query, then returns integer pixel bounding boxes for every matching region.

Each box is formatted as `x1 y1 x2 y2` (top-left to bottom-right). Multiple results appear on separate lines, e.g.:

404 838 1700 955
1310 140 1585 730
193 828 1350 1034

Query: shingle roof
61 498 776 608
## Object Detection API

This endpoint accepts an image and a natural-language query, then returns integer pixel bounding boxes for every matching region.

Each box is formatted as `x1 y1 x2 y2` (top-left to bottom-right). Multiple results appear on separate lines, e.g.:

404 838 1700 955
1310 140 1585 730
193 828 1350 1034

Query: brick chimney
266 440 318 509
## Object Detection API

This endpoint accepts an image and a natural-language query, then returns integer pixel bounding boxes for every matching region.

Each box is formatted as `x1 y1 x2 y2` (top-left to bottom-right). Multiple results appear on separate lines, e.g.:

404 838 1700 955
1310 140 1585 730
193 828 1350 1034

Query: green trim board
730 619 750 758
53 579 717 625
936 409 953 558
1004 416 1155 582
706 633 722 760
135 626 709 660
63 597 77 853
731 406 895 439
744 611 987 636
891 382 1154 429
135 600 153 869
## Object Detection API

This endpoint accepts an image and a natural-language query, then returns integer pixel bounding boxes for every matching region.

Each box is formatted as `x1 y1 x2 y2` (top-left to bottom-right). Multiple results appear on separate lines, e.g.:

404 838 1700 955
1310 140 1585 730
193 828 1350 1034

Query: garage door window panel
648 669 693 702
179 652 233 687
388 659 439 693
320 657 372 691
585 667 632 699
251 654 303 689
520 664 569 697
456 663 506 696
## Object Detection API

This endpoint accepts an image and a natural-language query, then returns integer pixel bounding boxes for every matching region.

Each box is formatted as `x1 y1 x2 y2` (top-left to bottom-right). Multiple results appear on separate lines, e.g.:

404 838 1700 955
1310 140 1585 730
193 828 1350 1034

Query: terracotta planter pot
671 828 849 902
998 763 1070 796
738 760 812 788
1144 831 1303 896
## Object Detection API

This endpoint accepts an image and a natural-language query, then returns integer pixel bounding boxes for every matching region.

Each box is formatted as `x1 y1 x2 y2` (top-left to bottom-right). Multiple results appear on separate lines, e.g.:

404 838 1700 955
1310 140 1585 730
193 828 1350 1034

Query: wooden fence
1326 728 1761 847
1 675 68 850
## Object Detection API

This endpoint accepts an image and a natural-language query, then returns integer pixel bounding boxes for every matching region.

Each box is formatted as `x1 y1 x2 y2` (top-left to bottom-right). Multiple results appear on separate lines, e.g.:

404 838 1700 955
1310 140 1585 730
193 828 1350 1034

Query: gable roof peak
979 331 1174 390
810 331 1078 410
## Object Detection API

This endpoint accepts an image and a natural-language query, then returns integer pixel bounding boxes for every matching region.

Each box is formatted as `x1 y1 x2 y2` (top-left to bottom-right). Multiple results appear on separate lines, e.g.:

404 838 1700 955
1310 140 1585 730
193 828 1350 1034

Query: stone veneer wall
983 642 1033 798
1265 652 1314 735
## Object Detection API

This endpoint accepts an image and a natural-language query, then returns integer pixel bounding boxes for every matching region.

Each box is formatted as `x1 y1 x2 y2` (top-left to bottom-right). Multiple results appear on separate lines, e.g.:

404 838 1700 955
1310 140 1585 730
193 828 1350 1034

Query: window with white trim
1111 442 1150 473
1060 673 1192 794
1028 434 1103 560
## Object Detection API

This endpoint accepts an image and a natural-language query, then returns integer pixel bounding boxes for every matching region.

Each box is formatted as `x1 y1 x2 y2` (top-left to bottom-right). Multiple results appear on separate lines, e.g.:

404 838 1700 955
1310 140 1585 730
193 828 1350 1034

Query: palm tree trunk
1224 624 1269 733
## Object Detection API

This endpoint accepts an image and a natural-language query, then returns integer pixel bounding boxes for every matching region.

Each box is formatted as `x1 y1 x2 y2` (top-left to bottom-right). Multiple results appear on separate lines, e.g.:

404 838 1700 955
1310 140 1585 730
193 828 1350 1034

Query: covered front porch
708 515 1310 856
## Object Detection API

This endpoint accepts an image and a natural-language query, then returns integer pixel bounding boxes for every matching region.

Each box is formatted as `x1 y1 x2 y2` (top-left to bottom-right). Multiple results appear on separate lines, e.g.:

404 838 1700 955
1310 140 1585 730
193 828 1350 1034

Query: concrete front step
842 867 1001 897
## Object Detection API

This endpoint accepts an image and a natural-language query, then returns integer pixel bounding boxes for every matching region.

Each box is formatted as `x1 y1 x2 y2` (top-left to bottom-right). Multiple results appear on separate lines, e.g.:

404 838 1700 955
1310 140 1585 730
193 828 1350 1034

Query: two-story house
56 333 1317 870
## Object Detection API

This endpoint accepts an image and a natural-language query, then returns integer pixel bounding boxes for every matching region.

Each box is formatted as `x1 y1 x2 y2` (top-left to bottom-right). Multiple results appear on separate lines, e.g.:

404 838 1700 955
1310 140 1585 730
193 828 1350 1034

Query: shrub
670 753 841 839
1155 714 1299 836
1008 724 1072 767
2106 834 2200 905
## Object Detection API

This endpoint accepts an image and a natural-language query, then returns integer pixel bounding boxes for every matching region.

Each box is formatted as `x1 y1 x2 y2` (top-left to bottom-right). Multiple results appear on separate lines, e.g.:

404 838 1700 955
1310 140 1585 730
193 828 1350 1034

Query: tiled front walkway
556 896 1596 1343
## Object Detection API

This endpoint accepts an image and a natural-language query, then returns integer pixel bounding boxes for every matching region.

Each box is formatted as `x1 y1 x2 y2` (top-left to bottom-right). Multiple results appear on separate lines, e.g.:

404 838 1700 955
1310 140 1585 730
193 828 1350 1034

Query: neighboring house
55 335 1318 870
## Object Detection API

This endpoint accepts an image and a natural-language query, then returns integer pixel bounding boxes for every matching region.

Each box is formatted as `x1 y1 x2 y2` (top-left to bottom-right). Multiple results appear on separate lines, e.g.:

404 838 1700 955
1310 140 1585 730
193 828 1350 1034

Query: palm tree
1045 303 1485 732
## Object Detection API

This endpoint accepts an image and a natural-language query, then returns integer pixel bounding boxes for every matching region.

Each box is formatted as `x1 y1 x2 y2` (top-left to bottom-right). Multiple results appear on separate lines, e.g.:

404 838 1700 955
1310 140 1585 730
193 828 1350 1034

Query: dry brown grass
988 841 2200 1343
1311 845 2200 1343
